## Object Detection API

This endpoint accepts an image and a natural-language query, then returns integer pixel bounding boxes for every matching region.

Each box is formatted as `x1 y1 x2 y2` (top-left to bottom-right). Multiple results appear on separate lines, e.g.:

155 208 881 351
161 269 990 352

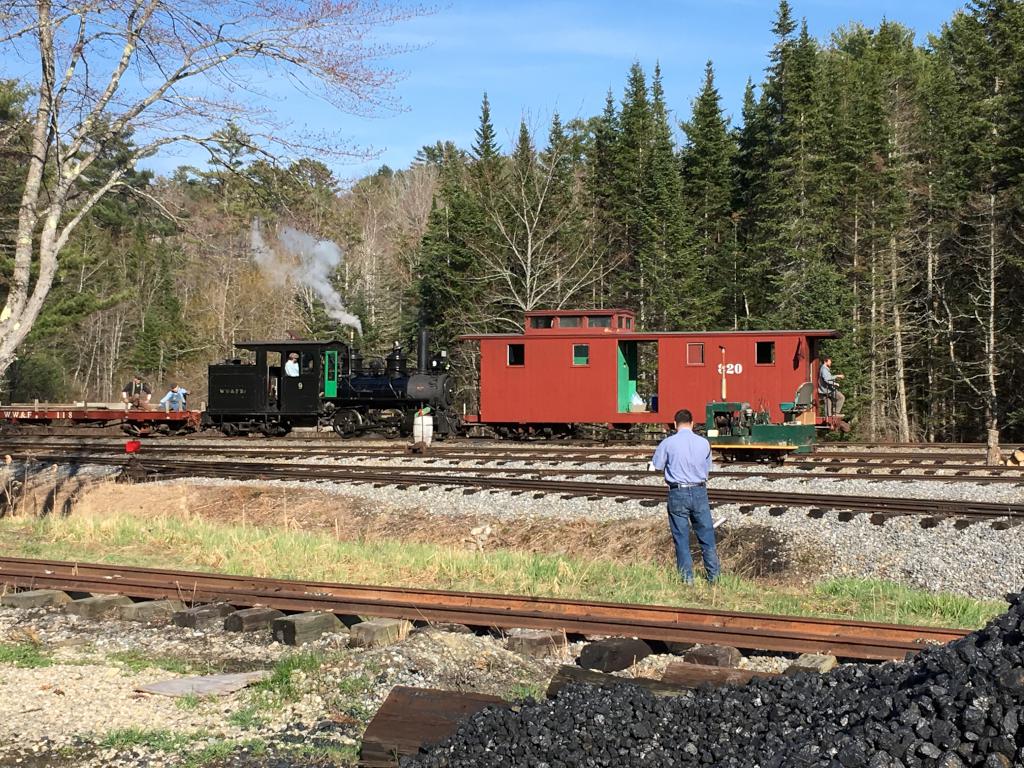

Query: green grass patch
330 673 375 721
175 693 204 711
228 651 328 727
0 642 52 668
505 681 546 701
226 704 266 730
99 729 269 767
99 728 197 751
108 649 199 675
0 512 1004 629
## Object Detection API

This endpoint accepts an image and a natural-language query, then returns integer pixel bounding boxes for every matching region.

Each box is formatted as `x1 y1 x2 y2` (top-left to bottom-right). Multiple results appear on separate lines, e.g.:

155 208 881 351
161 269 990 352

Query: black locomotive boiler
202 331 457 437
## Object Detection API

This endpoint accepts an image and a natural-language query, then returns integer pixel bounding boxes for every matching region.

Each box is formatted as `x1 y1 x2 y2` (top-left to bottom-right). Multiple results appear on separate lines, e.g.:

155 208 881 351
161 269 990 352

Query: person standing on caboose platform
651 409 720 585
818 356 845 417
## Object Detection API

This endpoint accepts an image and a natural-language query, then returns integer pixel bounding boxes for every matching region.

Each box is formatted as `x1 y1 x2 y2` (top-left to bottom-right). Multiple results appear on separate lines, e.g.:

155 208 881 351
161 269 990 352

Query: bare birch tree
0 0 418 376
469 122 603 333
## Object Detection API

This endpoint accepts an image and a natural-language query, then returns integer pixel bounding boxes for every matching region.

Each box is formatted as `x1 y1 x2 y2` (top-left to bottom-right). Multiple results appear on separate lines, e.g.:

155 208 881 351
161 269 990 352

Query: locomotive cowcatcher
202 331 457 438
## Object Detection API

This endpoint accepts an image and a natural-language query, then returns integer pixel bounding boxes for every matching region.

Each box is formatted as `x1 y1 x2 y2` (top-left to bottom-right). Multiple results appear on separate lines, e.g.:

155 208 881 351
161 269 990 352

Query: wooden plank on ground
660 660 779 688
359 686 508 768
545 664 691 699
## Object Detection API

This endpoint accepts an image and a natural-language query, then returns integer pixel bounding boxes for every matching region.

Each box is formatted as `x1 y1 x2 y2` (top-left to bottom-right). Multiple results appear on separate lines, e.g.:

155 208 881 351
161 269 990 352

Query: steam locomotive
201 330 458 438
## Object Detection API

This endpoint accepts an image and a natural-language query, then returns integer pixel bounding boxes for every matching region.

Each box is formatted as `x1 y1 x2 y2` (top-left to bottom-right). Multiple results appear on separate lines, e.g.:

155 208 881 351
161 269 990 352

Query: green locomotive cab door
323 349 339 398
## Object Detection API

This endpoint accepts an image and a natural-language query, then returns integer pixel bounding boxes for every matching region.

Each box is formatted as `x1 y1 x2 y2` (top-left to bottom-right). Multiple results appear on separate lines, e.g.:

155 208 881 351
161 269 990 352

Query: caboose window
572 344 590 366
530 316 554 329
687 343 705 365
756 341 776 365
587 316 611 328
558 316 582 328
507 344 525 366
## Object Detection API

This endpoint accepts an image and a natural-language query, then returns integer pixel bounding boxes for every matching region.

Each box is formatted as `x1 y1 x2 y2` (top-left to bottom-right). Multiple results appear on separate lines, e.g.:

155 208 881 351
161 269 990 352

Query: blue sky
2 0 968 183
322 0 967 181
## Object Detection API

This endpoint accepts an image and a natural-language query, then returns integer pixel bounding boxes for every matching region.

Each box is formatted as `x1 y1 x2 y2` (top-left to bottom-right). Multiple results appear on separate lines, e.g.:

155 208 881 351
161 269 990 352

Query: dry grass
71 481 816 582
0 478 1003 629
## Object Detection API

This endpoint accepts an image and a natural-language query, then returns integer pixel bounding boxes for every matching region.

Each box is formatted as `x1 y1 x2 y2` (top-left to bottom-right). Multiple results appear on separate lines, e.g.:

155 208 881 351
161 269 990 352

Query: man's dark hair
674 408 693 425
822 356 832 364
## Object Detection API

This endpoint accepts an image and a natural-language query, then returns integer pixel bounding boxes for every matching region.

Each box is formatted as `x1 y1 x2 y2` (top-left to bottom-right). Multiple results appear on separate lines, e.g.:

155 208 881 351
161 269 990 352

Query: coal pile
403 594 1024 767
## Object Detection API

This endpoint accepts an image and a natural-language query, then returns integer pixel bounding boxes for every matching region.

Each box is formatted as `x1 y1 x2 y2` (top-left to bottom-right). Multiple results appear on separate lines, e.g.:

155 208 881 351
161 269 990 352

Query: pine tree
681 60 738 327
733 79 771 325
472 92 500 163
611 62 653 320
640 64 708 329
587 90 622 306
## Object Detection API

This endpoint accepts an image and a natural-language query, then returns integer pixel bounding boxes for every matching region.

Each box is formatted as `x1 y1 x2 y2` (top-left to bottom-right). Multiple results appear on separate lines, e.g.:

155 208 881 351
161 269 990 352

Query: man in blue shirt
818 356 845 417
651 408 721 584
158 384 189 412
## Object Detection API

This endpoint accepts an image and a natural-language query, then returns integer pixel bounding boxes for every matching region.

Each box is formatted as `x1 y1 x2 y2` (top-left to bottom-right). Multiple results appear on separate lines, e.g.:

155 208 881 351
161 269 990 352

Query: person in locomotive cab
818 356 845 417
121 375 152 409
284 352 300 377
651 409 720 585
159 384 189 412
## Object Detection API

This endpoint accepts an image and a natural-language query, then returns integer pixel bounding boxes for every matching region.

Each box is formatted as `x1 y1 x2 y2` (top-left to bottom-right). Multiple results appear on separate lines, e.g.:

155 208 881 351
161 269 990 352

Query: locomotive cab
204 339 350 435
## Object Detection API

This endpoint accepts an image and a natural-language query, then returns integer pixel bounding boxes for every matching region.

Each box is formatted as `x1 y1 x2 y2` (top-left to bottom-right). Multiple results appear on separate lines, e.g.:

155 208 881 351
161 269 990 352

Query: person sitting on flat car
122 376 152 409
159 384 189 413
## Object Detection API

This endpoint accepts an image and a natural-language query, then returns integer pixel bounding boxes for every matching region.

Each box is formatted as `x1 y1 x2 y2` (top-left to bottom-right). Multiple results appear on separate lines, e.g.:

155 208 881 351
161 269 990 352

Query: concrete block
505 629 567 659
785 653 838 675
172 602 235 629
349 618 413 648
0 589 71 609
117 599 186 623
223 607 285 632
63 594 133 619
577 638 652 673
271 612 344 646
682 644 743 668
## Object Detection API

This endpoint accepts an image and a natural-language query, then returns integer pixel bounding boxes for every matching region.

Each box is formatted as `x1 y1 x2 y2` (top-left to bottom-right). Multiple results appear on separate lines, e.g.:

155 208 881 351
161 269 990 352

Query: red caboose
461 309 838 437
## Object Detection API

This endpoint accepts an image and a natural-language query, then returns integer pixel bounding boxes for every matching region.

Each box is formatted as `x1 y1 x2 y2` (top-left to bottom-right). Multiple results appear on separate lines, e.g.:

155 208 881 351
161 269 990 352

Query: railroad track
1 437 1018 472
15 444 1021 485
0 556 968 660
15 453 1024 523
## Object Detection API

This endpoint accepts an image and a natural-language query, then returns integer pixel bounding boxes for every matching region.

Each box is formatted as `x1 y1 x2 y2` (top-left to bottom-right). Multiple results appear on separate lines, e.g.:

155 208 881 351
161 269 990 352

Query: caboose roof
459 329 840 340
523 308 633 316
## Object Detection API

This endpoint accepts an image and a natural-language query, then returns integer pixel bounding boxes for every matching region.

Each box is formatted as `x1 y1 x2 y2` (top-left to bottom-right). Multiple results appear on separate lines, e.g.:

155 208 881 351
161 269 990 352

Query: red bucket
124 440 142 454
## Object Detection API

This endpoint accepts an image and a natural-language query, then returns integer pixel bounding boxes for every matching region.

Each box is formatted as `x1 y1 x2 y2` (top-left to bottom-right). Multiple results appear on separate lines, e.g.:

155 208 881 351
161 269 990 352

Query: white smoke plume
250 218 362 334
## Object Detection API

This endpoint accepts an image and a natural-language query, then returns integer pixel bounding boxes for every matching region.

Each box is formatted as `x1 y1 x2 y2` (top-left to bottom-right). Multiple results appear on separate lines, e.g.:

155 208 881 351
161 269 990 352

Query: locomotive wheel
332 409 363 438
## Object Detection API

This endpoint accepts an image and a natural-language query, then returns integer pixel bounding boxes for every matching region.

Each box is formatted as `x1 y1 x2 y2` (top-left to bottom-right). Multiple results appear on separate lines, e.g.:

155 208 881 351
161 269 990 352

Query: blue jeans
667 486 721 582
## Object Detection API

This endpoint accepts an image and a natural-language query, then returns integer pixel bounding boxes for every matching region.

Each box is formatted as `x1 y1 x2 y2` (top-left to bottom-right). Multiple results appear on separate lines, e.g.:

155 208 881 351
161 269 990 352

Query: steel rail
0 438 1015 470
16 453 1024 521
0 557 967 660
12 445 1020 485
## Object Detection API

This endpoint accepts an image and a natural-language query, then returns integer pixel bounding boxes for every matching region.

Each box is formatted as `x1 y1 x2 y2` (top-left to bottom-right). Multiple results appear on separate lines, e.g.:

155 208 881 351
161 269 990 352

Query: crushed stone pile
404 593 1024 767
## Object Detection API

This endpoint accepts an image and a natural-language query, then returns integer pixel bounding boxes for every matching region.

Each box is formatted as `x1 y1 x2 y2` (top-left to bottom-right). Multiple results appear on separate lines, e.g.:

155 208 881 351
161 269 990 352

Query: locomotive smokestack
418 329 431 373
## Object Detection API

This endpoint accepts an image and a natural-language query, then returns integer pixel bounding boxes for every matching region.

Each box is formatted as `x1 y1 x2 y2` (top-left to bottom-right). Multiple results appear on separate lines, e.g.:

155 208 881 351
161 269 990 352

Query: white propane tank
413 411 434 446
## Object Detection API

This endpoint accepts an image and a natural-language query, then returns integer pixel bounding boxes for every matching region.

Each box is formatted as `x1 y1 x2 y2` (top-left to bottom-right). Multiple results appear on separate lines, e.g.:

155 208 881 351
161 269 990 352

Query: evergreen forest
1 0 1022 443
